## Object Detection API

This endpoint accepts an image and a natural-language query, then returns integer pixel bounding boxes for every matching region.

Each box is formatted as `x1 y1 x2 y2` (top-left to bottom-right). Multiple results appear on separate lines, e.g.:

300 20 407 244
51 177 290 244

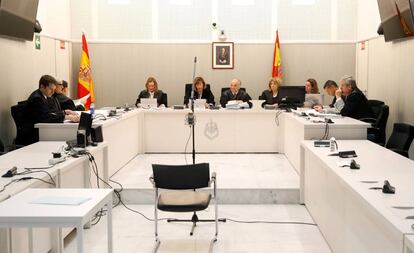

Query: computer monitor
278 86 306 106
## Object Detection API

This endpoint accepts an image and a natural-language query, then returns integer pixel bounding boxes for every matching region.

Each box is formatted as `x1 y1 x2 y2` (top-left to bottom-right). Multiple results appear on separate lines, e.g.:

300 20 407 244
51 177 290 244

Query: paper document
73 94 90 106
30 196 91 206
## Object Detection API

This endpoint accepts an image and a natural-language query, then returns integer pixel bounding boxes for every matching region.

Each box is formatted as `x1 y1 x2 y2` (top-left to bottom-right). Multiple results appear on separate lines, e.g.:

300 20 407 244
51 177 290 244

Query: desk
142 109 282 153
405 235 414 253
0 141 108 253
300 140 414 253
0 188 113 253
36 109 140 177
36 109 369 173
283 113 369 173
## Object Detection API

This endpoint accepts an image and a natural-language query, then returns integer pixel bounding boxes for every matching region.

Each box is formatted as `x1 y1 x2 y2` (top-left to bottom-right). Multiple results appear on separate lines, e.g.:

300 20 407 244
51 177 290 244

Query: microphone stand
190 57 196 165
168 56 226 236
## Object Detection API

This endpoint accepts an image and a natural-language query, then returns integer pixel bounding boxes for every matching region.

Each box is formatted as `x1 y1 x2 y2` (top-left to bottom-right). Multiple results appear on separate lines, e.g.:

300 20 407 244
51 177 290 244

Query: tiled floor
111 154 299 189
65 204 332 253
64 154 331 252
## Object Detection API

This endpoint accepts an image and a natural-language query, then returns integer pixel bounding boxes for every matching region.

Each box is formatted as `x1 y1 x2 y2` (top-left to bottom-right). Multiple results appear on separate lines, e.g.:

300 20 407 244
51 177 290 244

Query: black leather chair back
221 87 246 94
368 100 385 119
161 93 168 107
374 105 389 144
152 163 210 190
386 123 414 152
10 101 34 145
0 138 4 153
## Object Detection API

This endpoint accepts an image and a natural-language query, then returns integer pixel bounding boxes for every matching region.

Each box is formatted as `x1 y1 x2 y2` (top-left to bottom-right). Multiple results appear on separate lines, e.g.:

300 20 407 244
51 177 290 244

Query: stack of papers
225 101 250 109
30 196 91 206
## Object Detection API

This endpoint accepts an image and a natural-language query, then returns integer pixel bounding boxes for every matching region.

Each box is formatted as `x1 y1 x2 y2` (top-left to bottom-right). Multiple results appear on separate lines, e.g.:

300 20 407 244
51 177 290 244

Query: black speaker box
91 126 104 142
77 130 86 148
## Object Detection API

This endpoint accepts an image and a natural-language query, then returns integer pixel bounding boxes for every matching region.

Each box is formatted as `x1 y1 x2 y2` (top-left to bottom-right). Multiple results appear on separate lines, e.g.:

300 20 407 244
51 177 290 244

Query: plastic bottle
90 102 95 117
330 137 337 152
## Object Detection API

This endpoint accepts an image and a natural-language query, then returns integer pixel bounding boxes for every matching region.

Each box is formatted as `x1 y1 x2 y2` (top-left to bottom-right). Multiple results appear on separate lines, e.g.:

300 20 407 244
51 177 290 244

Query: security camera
212 23 217 29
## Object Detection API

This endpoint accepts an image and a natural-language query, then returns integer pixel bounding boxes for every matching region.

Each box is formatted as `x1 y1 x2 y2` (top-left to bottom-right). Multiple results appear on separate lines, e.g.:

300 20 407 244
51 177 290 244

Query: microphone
2 166 17 178
194 56 197 63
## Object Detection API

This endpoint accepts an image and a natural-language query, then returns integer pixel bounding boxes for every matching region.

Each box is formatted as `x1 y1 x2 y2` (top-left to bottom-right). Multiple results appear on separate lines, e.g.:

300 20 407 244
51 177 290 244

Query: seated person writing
135 77 167 107
313 80 342 113
333 75 373 119
303 78 320 108
259 77 281 105
219 79 252 108
184 76 215 106
25 75 80 144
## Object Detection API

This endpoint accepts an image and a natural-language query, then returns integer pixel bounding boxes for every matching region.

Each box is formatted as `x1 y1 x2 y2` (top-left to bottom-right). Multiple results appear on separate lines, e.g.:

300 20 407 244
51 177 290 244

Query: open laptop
194 99 207 109
140 98 157 109
305 93 324 106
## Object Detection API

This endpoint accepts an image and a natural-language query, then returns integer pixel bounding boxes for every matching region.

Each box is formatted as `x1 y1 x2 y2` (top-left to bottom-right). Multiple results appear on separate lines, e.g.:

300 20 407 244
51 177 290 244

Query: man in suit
53 79 78 111
220 79 252 108
334 76 373 119
135 77 167 107
313 80 342 113
25 75 79 144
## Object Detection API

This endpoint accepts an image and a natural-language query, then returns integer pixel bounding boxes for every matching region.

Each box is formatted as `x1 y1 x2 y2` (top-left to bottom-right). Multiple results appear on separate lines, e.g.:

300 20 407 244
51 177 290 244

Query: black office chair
221 87 246 94
360 101 389 145
0 138 5 155
161 93 168 107
385 123 414 158
150 163 218 252
11 101 36 146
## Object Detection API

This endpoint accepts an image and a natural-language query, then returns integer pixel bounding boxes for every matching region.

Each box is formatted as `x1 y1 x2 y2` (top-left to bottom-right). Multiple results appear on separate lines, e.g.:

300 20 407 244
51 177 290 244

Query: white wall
357 0 381 41
37 0 71 39
71 42 356 108
0 0 72 146
356 0 414 158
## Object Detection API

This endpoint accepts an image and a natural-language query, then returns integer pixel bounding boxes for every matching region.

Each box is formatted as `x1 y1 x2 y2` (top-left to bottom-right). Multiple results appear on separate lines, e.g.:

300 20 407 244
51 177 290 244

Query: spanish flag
77 33 95 110
272 30 282 80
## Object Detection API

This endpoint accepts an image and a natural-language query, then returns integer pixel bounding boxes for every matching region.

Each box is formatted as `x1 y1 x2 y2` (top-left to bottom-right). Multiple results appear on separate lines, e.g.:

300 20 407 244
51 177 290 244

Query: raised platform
111 154 300 204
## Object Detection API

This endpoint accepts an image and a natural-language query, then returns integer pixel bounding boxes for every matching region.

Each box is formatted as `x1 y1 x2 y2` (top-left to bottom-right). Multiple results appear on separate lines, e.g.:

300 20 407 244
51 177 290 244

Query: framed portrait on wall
212 42 234 69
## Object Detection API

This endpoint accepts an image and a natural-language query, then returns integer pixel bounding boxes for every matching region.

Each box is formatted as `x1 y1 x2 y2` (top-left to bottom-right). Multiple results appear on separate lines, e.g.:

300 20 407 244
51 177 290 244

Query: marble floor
65 204 332 253
111 154 299 190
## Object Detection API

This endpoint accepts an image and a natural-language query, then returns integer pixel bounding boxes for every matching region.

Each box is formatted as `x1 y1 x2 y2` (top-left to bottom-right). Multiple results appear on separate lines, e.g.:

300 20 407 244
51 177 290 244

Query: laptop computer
305 93 324 106
140 98 157 109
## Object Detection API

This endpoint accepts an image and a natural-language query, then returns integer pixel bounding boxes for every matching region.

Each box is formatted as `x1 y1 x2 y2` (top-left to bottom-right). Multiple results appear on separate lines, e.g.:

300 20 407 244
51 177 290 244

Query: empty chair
386 123 414 158
150 163 218 252
360 100 389 145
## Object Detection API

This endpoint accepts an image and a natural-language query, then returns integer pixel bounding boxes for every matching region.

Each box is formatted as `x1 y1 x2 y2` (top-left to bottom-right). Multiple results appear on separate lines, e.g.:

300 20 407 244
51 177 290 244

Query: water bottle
330 137 337 152
90 102 95 117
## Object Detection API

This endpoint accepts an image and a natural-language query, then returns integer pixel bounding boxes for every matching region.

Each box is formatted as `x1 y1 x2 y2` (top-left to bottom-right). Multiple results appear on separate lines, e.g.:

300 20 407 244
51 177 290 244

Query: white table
0 188 113 253
142 108 282 153
283 113 369 173
300 140 414 253
0 141 108 253
36 109 140 177
35 108 369 174
405 235 414 253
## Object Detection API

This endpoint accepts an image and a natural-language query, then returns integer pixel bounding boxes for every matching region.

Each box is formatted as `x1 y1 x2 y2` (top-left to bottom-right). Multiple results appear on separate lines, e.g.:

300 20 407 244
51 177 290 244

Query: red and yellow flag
272 30 282 80
77 33 95 110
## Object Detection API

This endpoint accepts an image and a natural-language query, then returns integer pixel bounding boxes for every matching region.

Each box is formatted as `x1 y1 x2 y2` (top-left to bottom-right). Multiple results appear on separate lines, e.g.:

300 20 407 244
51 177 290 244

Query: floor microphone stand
167 56 225 236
